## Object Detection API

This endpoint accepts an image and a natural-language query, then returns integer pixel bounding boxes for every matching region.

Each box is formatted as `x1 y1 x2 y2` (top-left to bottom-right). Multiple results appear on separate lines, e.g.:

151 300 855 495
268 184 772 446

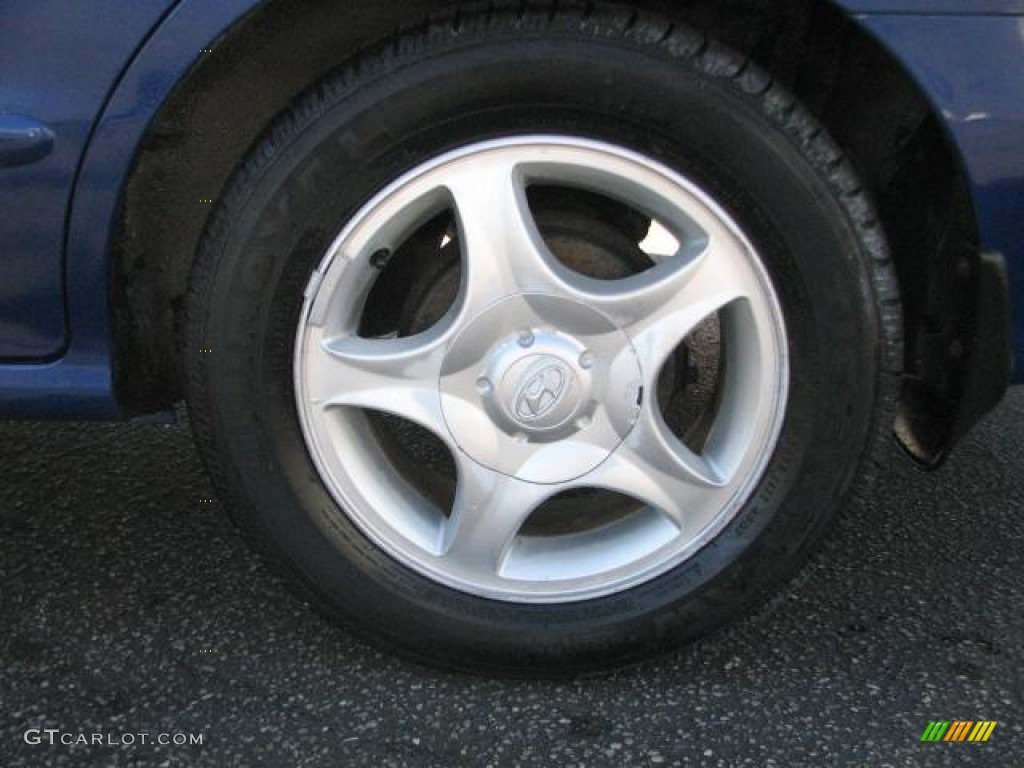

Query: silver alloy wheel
294 136 789 603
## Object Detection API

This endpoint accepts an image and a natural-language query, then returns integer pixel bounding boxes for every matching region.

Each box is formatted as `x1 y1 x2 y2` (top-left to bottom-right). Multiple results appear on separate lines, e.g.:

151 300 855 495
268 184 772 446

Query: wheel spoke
596 239 752 382
442 456 553 575
445 158 573 314
303 325 449 437
582 405 729 532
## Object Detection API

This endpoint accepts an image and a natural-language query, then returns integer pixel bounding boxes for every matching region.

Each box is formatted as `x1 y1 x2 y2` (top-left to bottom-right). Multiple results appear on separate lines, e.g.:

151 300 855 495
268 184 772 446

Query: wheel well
115 0 979 460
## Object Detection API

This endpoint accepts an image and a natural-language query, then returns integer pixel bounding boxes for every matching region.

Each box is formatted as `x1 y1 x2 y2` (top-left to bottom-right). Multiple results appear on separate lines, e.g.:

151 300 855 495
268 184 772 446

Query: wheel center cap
439 294 643 484
483 335 592 441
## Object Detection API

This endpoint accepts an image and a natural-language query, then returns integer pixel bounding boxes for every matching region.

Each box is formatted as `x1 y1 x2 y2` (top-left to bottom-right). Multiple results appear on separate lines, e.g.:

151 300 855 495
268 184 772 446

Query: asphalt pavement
2 391 1023 767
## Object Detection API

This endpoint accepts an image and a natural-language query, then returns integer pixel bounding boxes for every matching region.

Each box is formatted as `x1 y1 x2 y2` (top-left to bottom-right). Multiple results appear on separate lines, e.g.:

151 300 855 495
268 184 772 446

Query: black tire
185 4 902 674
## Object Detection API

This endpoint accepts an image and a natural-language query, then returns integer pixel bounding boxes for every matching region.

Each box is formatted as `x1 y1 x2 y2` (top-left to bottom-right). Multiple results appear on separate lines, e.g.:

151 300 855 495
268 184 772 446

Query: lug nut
369 248 392 269
518 330 535 348
579 350 594 369
476 377 493 395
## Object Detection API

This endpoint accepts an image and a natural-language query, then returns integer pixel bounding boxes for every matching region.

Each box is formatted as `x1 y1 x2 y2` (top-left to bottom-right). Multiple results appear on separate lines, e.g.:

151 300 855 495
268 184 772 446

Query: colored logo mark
920 721 997 742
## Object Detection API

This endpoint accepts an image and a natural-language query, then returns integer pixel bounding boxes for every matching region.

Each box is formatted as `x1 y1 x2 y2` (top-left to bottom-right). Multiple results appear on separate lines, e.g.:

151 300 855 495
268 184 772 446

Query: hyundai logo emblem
513 362 571 422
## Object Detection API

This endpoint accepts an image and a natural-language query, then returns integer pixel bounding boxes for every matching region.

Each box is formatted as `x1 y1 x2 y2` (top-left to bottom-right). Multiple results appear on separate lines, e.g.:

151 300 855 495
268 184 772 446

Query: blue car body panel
0 0 1022 417
856 14 1024 384
842 1 1024 12
0 1 176 361
0 0 258 417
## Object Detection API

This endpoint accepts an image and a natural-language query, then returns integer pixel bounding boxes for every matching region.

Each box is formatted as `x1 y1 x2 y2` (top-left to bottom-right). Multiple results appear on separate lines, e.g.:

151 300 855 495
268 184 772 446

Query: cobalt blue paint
855 14 1024 381
0 0 177 362
0 116 55 169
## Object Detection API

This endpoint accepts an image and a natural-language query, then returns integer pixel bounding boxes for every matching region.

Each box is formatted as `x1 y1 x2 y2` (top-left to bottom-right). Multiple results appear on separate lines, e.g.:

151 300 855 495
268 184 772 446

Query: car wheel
185 5 901 673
